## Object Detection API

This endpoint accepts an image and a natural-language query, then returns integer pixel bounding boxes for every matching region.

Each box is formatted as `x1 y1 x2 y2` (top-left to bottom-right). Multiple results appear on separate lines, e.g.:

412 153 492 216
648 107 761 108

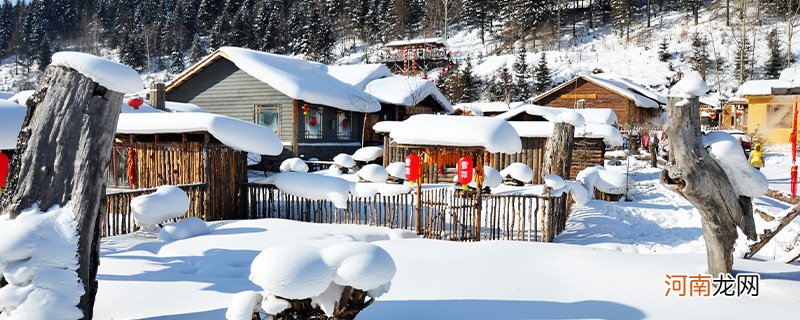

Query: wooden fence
101 183 206 237
240 183 566 242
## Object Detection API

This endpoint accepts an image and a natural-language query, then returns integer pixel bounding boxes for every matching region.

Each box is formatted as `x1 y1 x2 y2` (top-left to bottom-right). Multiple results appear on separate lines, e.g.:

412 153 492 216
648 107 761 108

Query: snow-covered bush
333 153 356 168
279 157 309 173
385 162 407 184
239 242 396 319
356 164 389 183
500 163 534 185
157 217 210 242
352 146 384 163
131 186 190 231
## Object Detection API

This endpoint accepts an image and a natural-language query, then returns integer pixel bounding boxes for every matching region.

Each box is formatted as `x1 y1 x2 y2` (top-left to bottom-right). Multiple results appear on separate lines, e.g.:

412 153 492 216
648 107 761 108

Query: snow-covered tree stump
541 121 575 242
0 53 141 319
660 96 757 275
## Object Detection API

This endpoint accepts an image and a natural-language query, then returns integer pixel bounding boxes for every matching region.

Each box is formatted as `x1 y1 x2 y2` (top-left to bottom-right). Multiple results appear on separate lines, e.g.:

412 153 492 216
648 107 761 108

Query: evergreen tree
306 6 335 63
463 0 500 44
484 67 512 102
457 59 482 102
435 64 458 102
511 44 532 101
658 38 671 62
533 52 552 94
765 28 786 79
197 0 223 33
689 33 710 80
36 33 51 71
188 35 208 64
610 0 633 40
169 46 185 74
0 0 14 58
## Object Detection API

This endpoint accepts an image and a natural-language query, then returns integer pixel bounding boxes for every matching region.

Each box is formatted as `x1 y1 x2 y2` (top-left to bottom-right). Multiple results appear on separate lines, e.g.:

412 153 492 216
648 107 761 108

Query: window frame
254 104 281 134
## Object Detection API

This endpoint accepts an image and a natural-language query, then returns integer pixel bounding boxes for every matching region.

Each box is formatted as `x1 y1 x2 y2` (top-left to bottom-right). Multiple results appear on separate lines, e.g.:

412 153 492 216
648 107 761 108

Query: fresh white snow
117 112 284 155
670 71 711 98
333 153 356 168
279 157 310 173
356 164 389 183
130 186 190 228
259 172 353 209
0 99 25 150
385 162 407 180
703 131 769 198
499 163 534 184
51 52 144 94
508 121 624 147
389 115 522 154
157 217 210 242
555 110 586 127
352 146 384 162
365 76 453 112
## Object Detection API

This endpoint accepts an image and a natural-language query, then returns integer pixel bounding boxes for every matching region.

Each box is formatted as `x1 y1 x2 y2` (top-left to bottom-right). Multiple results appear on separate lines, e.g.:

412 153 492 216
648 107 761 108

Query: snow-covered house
378 38 451 74
736 67 800 144
166 47 451 160
530 74 664 128
107 111 283 222
492 105 623 181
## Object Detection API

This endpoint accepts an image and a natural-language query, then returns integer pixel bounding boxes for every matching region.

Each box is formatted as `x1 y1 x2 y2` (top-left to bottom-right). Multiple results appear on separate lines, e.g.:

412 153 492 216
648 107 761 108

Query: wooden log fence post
540 121 575 242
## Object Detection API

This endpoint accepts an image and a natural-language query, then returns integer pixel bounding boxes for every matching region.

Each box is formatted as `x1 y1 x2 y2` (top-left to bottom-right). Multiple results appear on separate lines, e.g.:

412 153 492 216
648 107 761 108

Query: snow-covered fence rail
241 183 564 242
101 183 206 237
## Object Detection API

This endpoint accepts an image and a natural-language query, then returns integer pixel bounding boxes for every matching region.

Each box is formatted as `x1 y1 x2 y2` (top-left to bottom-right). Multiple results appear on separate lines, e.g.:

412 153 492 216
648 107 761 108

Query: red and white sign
457 157 473 185
405 154 421 181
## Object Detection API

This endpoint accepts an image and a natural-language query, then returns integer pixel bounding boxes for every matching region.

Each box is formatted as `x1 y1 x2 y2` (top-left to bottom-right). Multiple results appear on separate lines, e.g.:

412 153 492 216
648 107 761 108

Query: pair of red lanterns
404 154 473 184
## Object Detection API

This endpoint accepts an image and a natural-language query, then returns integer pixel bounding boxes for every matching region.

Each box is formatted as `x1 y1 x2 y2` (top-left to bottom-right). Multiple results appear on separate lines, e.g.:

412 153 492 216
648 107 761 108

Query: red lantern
310 116 317 126
341 118 348 128
709 113 717 119
457 156 473 185
128 96 144 110
302 104 311 115
405 154 421 181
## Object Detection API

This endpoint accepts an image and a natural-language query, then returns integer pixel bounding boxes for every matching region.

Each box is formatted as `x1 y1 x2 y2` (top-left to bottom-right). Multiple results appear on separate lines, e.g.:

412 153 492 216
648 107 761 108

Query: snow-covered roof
51 52 144 94
532 74 662 109
0 99 25 149
508 122 624 147
495 104 619 126
385 37 449 48
738 67 800 96
117 113 284 155
373 121 400 133
169 47 380 113
388 115 521 154
453 101 525 116
365 76 453 112
120 97 206 114
327 64 392 90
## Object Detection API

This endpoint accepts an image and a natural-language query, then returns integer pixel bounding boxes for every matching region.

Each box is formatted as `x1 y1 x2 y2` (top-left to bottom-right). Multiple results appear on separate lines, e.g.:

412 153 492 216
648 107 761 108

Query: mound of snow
577 166 627 195
261 172 353 208
157 217 210 242
703 132 768 197
51 52 143 94
0 204 83 320
280 157 309 173
543 174 565 190
556 110 586 127
249 242 396 317
250 245 332 299
385 162 407 180
670 71 710 98
350 183 413 197
352 146 384 162
499 163 534 184
131 186 190 227
333 153 356 168
389 115 522 154
225 291 262 320
565 181 590 205
356 164 389 183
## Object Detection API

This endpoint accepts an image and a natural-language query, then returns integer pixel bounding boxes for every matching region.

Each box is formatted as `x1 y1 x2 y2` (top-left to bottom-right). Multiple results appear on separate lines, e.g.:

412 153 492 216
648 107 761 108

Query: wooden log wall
101 183 207 237
239 183 565 242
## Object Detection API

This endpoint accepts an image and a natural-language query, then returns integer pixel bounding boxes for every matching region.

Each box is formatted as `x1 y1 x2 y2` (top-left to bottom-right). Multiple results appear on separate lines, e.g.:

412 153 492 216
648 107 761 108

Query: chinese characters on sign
664 274 759 297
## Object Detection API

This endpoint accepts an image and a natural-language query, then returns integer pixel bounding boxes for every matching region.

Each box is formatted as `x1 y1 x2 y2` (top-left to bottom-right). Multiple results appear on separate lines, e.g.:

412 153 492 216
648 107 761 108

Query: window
254 105 280 133
304 107 323 139
106 146 132 188
336 111 351 140
767 104 792 128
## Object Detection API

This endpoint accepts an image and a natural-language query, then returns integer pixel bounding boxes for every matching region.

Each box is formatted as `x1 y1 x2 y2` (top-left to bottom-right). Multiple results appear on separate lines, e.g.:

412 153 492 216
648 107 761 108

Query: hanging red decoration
128 96 144 110
127 146 136 188
405 154 421 181
457 156 473 185
341 118 348 128
709 113 717 119
310 116 318 126
302 104 311 115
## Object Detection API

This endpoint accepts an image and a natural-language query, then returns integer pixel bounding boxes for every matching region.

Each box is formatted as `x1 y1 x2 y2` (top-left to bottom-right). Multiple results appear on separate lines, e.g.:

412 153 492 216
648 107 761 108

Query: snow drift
130 186 190 228
260 172 354 208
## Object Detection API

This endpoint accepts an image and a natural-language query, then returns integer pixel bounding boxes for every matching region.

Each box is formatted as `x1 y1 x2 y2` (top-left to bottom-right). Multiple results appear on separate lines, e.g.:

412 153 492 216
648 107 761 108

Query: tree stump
0 65 124 319
540 121 575 242
660 96 757 275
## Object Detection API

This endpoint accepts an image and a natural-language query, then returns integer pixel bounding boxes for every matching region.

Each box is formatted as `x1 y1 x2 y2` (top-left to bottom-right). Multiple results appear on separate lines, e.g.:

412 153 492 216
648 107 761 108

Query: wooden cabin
378 38 451 75
531 75 664 129
166 47 450 160
737 68 800 144
106 112 283 221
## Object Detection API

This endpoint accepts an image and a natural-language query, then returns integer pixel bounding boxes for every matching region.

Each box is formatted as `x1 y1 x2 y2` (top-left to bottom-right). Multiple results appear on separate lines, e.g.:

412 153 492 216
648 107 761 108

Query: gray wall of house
166 58 295 142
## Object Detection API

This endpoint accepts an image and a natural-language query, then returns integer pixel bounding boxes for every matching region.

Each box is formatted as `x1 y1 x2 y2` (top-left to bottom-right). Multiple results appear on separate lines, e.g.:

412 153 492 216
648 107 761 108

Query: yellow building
737 70 799 144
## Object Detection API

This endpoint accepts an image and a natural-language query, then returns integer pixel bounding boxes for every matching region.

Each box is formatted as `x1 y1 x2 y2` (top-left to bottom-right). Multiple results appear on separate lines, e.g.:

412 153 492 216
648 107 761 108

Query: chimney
150 82 166 110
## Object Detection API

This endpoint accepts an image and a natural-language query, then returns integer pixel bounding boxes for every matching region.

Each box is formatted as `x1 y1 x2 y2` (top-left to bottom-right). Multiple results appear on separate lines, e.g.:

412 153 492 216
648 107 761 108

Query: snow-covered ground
96 218 800 320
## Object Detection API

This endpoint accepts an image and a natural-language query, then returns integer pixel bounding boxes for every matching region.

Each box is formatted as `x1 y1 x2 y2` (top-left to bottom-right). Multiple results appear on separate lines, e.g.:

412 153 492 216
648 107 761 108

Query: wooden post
474 151 484 241
661 96 757 275
0 65 126 319
415 177 422 235
540 121 575 242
